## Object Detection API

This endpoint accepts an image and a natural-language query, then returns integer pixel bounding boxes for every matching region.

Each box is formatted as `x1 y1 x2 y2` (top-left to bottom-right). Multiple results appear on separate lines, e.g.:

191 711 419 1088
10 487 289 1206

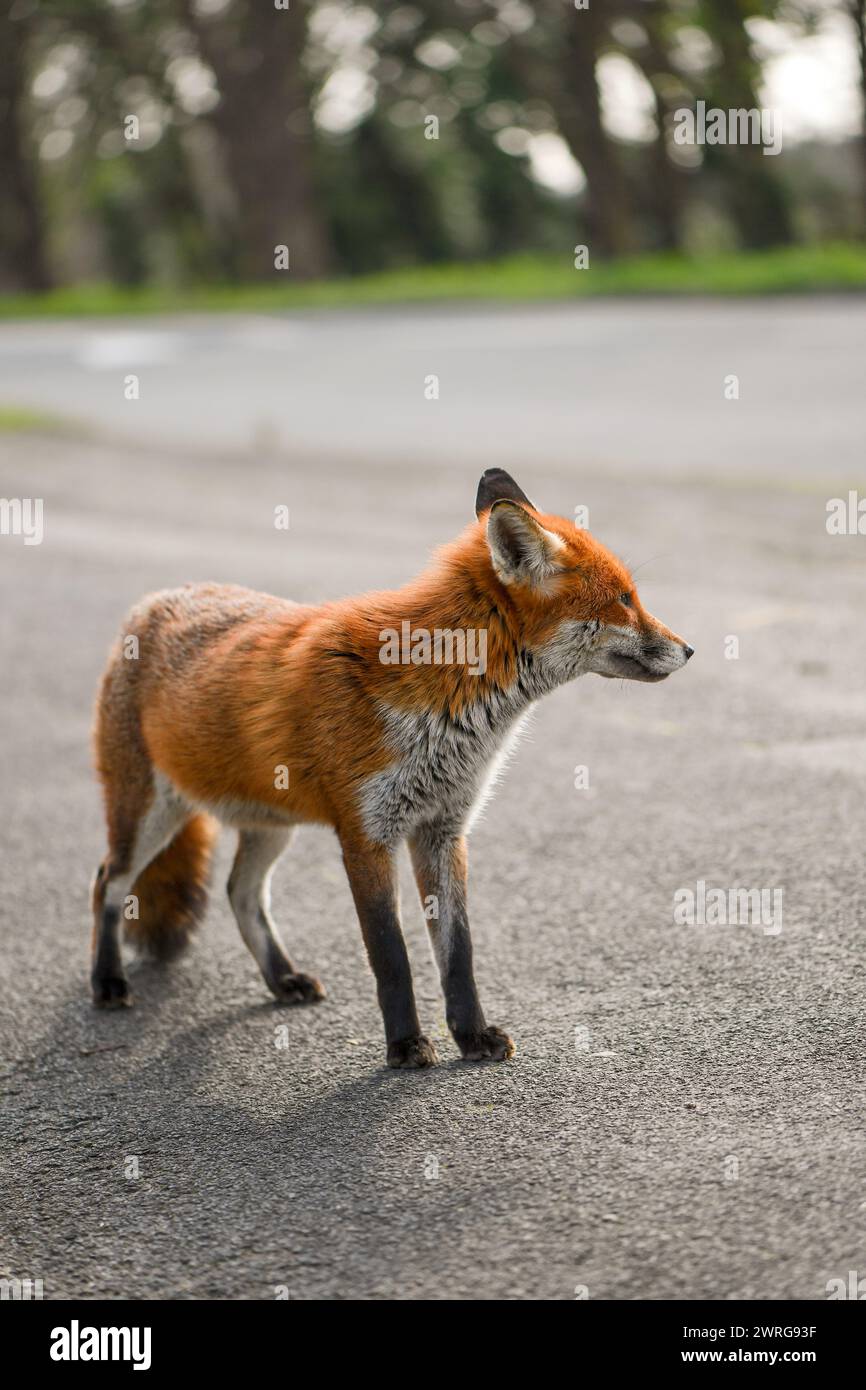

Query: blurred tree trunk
506 3 634 258
0 9 51 291
556 6 634 257
700 0 792 248
180 0 330 280
630 1 686 252
644 93 683 252
849 0 866 235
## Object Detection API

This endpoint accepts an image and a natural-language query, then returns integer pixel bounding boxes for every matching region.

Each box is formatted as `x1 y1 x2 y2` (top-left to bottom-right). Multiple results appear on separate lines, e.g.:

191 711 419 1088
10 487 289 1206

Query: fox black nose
683 644 694 660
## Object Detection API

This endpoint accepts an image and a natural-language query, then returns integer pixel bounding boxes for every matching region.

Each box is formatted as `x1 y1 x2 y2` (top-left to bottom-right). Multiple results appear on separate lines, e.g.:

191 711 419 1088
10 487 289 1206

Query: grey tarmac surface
1 300 864 1300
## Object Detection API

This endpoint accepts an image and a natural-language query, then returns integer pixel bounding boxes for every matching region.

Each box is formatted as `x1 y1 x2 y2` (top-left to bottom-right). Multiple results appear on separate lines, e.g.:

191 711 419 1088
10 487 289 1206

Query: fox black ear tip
475 469 535 518
479 467 517 490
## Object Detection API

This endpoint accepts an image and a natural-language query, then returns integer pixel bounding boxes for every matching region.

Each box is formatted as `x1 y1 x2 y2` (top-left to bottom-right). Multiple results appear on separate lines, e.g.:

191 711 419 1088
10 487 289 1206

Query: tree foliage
1 0 862 290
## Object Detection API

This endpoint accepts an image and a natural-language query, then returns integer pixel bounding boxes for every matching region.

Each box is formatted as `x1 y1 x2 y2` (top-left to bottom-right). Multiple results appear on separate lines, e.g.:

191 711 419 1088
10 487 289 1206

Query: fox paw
270 972 326 1005
456 1025 514 1062
92 975 133 1009
387 1036 439 1069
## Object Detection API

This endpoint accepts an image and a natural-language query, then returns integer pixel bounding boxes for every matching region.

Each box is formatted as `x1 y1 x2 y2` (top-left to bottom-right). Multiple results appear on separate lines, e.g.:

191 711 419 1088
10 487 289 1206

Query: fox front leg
409 827 514 1062
339 833 438 1069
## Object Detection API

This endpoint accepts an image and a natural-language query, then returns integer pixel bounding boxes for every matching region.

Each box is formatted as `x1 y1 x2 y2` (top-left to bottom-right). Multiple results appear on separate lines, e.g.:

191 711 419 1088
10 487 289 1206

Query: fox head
474 468 693 686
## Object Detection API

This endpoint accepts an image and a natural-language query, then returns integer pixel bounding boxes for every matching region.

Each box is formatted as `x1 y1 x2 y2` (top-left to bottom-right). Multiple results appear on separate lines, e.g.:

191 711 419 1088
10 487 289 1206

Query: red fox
91 470 692 1067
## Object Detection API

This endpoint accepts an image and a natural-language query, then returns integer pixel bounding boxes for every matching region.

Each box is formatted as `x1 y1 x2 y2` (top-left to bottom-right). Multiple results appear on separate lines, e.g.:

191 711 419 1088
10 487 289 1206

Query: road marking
76 332 184 370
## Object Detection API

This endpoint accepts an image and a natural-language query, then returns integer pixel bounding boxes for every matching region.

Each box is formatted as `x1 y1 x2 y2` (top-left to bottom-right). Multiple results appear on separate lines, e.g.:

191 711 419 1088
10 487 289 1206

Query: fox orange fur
92 470 692 1067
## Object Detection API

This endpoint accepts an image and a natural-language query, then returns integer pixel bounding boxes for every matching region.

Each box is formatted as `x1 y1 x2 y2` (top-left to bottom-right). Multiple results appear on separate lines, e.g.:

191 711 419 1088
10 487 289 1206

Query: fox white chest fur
357 700 528 845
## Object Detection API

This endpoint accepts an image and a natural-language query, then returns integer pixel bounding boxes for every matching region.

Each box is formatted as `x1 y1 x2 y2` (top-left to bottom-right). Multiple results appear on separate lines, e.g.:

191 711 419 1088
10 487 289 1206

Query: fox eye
620 592 632 607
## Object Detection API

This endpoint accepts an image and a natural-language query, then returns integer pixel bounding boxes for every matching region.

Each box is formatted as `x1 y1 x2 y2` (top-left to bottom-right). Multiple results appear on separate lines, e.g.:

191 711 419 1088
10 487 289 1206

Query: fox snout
596 618 693 683
638 629 694 681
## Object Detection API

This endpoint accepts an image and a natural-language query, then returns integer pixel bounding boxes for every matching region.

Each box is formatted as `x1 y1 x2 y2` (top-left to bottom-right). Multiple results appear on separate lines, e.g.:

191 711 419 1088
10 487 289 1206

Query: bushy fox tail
125 815 217 960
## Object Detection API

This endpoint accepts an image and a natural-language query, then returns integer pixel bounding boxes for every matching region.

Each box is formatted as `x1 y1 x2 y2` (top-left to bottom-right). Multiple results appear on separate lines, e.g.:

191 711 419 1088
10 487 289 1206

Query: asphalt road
1 297 864 481
1 301 865 1300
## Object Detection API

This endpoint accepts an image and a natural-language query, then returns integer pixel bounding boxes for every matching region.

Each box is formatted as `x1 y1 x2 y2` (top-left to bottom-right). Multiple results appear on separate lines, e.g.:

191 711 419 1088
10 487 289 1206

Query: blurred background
2 0 866 302
4 0 866 1306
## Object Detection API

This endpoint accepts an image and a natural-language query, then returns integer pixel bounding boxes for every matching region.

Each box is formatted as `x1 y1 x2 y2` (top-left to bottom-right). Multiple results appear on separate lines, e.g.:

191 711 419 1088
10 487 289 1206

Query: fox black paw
387 1036 439 1069
456 1025 514 1062
92 975 133 1009
270 972 326 1005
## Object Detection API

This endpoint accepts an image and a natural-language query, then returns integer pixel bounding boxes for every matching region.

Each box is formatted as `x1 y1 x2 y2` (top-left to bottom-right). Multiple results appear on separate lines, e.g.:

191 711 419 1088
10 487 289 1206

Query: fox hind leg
91 865 129 1009
227 827 325 1004
91 774 192 1008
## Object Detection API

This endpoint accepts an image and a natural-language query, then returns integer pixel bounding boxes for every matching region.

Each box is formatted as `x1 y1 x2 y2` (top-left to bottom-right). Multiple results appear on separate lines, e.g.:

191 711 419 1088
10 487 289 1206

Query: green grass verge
1 243 865 318
0 405 77 433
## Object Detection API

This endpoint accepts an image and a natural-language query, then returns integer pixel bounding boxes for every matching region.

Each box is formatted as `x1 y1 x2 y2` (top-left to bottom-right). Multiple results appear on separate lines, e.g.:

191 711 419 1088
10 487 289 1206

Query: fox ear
475 468 535 519
486 500 564 587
